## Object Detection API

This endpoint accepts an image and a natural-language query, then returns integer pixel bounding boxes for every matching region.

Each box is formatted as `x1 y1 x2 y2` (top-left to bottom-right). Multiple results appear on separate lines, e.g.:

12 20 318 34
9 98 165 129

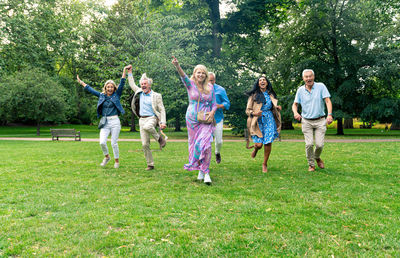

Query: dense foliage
1 0 399 132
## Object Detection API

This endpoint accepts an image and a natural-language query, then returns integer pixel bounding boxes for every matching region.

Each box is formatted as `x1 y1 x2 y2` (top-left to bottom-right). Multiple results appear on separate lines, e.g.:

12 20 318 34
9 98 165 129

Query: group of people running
77 57 333 185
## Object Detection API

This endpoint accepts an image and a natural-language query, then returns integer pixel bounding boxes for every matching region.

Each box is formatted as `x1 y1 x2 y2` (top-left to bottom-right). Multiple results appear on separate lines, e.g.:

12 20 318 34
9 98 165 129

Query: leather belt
305 116 324 120
141 116 154 118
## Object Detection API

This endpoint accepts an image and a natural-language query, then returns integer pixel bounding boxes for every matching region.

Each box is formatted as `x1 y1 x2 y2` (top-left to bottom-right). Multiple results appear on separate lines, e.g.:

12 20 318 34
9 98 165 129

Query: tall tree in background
265 0 400 134
0 0 87 74
76 0 198 131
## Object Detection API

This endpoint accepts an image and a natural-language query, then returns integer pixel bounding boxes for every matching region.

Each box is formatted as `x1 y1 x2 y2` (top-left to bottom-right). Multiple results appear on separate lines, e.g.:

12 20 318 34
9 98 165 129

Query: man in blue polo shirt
209 72 230 164
292 69 333 172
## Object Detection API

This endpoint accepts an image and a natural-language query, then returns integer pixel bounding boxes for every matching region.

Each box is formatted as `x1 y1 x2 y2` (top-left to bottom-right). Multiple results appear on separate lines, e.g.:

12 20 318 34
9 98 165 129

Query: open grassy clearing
0 140 399 256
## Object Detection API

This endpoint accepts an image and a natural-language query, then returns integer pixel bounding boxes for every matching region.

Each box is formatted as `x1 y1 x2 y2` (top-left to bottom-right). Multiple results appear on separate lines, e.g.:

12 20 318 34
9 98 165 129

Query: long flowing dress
181 75 217 174
252 92 279 144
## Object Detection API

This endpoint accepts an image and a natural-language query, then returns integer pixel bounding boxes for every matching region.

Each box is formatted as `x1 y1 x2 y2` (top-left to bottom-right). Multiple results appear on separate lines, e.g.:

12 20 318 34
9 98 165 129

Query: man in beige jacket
127 67 166 170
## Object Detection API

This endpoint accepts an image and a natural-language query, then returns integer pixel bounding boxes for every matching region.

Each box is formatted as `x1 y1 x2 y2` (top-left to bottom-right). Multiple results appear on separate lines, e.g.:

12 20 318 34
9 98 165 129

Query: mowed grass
0 140 399 256
1 124 400 139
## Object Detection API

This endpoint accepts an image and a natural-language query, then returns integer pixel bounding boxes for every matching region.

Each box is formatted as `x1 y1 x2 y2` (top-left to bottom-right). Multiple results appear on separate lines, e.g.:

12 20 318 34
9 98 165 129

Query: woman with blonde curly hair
77 65 130 168
172 56 217 185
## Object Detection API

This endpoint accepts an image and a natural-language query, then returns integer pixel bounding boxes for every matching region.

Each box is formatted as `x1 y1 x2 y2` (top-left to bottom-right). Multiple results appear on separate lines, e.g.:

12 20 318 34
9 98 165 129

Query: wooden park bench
50 129 81 141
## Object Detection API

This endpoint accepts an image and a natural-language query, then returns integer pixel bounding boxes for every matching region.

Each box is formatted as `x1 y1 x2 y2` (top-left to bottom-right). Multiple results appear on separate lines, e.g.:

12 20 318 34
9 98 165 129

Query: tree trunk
206 0 222 58
130 113 137 132
36 121 41 136
336 118 344 135
343 118 353 129
174 116 182 132
390 120 400 130
281 120 294 130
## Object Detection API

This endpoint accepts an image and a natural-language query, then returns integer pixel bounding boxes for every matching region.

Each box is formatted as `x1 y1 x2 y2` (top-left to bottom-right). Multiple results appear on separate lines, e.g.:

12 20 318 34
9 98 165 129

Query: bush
0 68 68 134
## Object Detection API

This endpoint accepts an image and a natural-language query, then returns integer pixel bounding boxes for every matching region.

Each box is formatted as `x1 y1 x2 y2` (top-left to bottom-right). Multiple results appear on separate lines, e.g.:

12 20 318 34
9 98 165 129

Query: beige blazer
128 75 166 125
245 93 281 138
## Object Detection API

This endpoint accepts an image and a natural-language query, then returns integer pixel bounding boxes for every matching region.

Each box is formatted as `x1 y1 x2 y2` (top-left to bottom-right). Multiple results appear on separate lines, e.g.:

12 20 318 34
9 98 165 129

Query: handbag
98 116 107 129
196 93 215 124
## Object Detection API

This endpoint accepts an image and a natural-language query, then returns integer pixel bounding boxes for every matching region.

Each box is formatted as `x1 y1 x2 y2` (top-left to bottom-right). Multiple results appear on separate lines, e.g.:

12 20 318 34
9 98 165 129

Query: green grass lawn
1 124 399 139
0 140 399 256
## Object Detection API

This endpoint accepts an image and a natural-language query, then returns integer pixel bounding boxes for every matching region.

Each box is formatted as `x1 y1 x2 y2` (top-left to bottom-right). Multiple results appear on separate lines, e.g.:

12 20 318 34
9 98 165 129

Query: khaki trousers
139 116 160 166
301 118 327 167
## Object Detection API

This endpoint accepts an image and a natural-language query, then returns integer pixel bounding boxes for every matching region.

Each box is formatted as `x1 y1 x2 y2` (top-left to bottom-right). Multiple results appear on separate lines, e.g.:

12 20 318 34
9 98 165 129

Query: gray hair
139 73 153 85
208 72 216 78
302 69 315 77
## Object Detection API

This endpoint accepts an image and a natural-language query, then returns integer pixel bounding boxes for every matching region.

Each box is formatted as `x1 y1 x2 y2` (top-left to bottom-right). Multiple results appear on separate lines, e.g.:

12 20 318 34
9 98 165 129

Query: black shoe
216 153 221 164
158 135 166 149
146 165 155 171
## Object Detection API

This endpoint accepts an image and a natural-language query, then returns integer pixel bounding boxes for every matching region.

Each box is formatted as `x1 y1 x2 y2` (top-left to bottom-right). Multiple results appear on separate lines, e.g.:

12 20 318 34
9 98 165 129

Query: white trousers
214 119 223 154
99 116 121 159
139 116 160 166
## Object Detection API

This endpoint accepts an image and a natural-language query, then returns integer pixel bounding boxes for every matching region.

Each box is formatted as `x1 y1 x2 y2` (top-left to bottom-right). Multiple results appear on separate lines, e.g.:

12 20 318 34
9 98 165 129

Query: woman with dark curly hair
245 76 281 173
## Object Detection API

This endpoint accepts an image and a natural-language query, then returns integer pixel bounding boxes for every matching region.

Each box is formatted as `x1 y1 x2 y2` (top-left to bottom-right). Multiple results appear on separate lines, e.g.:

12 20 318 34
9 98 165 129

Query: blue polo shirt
294 82 331 119
214 84 230 124
139 90 155 117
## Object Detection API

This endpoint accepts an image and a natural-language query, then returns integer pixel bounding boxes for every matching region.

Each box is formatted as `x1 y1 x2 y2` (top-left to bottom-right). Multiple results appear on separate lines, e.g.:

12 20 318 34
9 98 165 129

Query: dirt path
1 137 399 143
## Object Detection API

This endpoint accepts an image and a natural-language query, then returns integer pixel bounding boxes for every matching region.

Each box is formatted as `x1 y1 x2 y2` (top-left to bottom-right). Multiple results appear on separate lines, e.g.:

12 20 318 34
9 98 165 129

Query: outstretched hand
76 75 86 87
124 65 132 73
172 56 179 67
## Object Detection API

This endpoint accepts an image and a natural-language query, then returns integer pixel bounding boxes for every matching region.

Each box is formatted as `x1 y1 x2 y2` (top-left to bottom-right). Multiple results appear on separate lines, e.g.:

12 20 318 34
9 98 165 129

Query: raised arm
126 65 140 93
115 66 129 96
77 75 100 97
172 56 185 77
77 75 87 87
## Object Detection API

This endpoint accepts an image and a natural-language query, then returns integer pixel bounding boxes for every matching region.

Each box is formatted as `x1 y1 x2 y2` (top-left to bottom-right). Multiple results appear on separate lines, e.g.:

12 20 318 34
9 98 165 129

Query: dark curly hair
246 76 277 104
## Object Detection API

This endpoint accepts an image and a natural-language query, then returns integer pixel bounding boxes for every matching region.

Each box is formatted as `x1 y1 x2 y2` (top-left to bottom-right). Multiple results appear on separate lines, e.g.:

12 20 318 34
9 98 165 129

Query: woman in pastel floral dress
246 76 281 173
172 56 217 185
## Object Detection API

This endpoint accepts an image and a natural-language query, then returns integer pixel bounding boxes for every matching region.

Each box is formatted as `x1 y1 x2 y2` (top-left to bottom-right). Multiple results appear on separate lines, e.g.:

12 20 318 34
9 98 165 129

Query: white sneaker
197 171 204 180
204 173 212 185
100 157 111 167
114 162 119 169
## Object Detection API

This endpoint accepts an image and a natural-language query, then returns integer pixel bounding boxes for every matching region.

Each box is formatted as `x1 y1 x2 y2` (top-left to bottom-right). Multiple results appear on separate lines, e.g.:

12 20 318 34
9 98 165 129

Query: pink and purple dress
181 75 217 174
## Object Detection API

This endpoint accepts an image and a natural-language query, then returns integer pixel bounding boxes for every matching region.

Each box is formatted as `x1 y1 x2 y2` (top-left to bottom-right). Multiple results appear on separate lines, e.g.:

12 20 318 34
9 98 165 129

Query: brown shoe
316 158 325 169
146 165 155 171
308 165 315 172
262 163 268 173
158 135 166 149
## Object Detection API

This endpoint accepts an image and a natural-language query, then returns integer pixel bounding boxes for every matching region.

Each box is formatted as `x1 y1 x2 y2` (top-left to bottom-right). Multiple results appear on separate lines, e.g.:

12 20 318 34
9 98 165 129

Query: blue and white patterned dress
251 92 279 144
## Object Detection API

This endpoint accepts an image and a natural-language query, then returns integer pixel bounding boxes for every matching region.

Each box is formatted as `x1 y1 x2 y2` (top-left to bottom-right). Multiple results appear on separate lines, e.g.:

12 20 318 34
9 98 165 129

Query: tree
0 0 87 74
264 0 400 134
0 68 68 135
76 0 199 131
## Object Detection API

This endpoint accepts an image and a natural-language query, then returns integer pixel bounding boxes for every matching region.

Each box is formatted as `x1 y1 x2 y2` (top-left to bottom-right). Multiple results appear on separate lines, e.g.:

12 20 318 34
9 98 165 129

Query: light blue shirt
214 84 230 124
294 82 331 119
139 91 155 117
